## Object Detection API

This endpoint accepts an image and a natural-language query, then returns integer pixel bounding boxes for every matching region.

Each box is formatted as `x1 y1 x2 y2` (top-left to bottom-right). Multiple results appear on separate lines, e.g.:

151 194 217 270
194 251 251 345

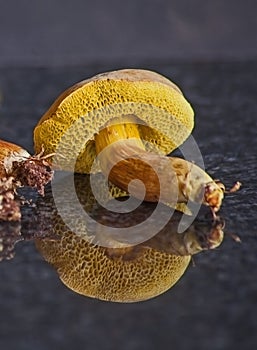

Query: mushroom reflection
35 174 224 303
0 221 21 261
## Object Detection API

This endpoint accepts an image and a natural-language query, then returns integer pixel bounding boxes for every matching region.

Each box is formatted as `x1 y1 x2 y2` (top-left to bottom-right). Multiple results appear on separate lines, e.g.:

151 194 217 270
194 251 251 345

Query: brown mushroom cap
34 69 194 173
0 140 30 177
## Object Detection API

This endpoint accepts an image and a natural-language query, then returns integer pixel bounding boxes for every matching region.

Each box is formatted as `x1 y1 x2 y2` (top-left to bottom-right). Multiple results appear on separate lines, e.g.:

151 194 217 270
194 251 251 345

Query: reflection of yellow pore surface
36 231 191 303
35 174 223 303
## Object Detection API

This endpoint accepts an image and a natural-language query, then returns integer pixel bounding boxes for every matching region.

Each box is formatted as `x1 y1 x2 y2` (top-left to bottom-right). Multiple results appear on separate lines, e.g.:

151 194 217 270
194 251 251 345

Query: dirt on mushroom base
0 140 55 223
11 157 54 196
0 139 54 197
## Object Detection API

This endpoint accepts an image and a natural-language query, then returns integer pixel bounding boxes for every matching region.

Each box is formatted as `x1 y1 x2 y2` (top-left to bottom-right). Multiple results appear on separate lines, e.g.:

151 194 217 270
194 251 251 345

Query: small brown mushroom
0 139 54 196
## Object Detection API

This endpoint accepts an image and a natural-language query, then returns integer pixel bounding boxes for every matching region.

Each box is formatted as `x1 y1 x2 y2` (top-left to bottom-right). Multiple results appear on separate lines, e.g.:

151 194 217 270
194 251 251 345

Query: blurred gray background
0 0 256 67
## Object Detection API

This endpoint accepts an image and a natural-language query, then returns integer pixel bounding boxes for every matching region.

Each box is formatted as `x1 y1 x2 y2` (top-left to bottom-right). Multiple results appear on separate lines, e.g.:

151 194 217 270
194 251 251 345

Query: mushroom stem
94 119 224 212
95 115 145 153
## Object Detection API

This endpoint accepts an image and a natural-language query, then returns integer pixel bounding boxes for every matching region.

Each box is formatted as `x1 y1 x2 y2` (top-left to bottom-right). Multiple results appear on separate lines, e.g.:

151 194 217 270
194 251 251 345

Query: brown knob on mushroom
35 174 224 303
34 69 238 216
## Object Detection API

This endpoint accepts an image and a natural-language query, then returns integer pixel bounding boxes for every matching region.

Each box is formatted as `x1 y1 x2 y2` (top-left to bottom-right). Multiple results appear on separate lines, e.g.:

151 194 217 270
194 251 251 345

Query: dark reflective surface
0 62 256 349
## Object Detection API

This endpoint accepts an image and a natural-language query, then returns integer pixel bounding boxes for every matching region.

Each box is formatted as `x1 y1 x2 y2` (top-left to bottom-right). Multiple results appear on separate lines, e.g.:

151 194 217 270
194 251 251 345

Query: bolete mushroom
35 174 224 303
34 69 239 216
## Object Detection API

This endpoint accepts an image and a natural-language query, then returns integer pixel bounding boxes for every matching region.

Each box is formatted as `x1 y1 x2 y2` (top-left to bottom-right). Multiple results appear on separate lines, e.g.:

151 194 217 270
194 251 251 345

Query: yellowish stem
95 115 145 153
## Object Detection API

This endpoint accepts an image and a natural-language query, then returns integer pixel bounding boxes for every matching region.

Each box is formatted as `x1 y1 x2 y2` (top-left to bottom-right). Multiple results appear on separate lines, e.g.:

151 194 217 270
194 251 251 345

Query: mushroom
35 174 224 303
34 69 238 216
0 139 53 196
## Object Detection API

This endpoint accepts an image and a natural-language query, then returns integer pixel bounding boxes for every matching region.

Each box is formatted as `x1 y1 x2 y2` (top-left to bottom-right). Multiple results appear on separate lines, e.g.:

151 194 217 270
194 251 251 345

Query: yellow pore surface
36 231 190 303
34 70 194 173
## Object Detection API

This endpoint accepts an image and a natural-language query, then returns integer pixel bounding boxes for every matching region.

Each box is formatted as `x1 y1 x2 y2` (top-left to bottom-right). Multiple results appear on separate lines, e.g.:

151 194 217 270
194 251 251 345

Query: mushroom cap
0 139 30 177
36 233 190 303
34 69 194 173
